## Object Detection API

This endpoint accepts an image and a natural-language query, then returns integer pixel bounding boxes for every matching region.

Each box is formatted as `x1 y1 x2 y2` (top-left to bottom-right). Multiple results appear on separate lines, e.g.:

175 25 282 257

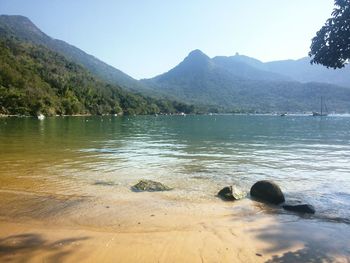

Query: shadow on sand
228 200 350 262
246 205 350 262
0 233 89 263
265 244 335 263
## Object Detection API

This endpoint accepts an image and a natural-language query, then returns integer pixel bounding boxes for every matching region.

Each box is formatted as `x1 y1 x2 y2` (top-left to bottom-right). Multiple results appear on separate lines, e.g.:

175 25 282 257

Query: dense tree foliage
0 37 194 116
309 0 350 68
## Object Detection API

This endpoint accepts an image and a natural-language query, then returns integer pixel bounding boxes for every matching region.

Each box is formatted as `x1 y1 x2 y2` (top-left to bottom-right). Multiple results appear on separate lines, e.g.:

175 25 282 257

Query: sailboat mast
321 96 323 116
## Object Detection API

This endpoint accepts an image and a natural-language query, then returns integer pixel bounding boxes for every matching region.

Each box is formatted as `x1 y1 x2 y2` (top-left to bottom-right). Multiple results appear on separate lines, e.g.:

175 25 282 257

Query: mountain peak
0 15 142 90
180 49 211 69
186 49 210 59
0 15 44 37
0 15 32 22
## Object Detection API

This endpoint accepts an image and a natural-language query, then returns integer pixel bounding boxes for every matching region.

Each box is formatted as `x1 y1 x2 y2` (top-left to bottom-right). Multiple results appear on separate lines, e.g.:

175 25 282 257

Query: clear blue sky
1 0 334 79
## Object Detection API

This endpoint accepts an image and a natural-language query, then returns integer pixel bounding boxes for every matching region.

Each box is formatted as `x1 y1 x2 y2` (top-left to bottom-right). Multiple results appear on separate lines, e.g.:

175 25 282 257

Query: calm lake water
1 115 350 222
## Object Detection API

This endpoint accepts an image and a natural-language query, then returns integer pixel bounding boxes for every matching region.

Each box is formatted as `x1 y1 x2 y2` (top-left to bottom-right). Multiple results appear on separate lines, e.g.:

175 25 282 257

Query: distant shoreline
2 112 350 118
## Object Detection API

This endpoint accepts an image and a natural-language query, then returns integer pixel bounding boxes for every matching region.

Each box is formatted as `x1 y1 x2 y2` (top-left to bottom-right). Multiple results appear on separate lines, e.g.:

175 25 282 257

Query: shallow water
0 115 350 222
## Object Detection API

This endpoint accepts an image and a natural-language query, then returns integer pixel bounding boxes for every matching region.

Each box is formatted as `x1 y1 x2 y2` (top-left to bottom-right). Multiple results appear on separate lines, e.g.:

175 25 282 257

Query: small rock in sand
218 186 246 201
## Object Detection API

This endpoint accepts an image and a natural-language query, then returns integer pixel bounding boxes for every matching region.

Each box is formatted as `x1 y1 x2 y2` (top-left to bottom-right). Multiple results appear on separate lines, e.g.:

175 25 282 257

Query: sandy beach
0 189 349 263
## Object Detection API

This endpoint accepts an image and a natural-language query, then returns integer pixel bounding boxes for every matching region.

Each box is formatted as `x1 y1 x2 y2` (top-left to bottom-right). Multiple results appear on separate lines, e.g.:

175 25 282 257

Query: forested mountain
264 57 350 88
2 14 350 113
215 54 350 88
0 37 193 116
0 15 143 91
142 50 350 112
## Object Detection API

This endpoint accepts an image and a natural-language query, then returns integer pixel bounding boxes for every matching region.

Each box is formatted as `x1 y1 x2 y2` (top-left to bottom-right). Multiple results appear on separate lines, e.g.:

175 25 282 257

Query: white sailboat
312 96 328 117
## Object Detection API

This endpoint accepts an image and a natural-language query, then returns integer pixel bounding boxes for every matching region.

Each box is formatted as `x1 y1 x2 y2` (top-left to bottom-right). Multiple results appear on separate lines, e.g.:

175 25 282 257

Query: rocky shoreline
132 178 316 215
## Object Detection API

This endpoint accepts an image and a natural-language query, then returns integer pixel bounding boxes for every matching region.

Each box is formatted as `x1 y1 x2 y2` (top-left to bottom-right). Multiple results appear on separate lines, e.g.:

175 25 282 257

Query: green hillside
0 15 144 91
0 37 193 116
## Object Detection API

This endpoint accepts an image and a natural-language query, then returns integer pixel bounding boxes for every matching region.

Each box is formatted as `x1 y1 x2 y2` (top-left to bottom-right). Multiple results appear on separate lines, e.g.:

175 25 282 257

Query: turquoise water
0 115 350 221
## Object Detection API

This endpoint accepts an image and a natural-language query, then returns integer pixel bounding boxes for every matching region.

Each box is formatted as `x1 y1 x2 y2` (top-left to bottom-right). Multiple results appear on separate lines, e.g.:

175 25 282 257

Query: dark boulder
132 179 172 192
283 204 315 214
218 186 245 201
250 180 285 205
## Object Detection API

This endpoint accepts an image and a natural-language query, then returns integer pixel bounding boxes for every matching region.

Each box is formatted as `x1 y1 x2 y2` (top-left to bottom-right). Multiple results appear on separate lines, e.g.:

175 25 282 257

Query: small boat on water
37 113 45 120
312 112 327 117
280 113 287 117
312 96 328 117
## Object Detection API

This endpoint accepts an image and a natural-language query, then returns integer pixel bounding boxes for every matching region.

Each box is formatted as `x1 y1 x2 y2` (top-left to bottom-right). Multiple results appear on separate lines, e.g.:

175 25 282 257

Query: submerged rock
132 179 172 192
283 204 315 214
250 180 285 205
94 180 115 186
218 186 246 201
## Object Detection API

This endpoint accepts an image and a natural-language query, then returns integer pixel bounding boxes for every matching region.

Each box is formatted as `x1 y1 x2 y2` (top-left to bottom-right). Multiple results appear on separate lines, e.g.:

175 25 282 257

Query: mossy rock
218 186 246 201
132 179 172 192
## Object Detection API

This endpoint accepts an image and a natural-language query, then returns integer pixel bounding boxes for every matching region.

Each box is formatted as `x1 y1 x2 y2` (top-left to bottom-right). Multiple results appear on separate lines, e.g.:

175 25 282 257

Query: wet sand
0 190 349 263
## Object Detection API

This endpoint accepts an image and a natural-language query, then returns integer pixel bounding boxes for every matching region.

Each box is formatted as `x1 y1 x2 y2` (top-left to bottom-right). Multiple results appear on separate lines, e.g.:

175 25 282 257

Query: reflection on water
0 115 350 221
